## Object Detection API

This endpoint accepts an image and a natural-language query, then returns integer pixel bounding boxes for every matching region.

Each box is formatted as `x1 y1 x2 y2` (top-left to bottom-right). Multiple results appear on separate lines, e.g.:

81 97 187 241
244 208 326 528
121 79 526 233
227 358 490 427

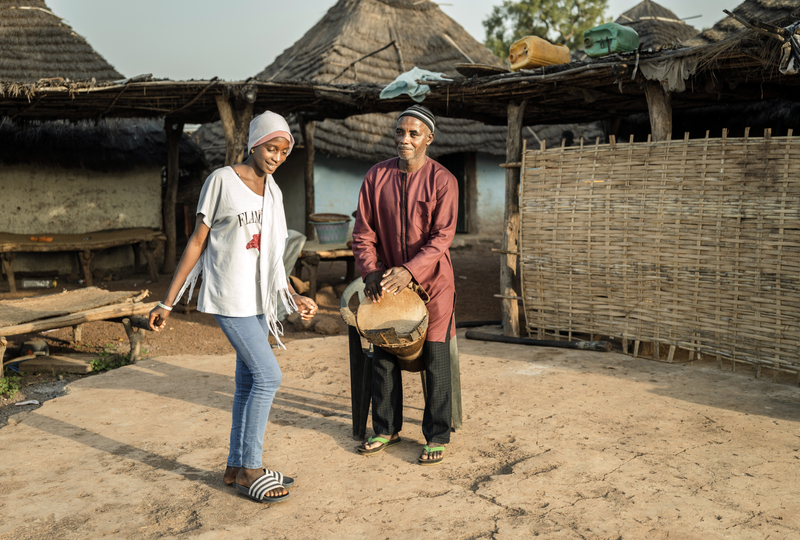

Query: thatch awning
1 27 798 130
418 43 800 127
0 78 403 123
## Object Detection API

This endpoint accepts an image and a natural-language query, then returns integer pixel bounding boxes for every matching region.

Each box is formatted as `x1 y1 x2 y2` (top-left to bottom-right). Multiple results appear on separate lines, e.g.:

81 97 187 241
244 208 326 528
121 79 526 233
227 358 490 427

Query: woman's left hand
294 295 318 321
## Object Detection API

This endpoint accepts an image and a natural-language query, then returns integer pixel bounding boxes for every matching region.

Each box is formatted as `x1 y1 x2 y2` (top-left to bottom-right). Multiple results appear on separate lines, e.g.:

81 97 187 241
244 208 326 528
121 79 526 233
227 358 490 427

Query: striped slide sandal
235 473 290 503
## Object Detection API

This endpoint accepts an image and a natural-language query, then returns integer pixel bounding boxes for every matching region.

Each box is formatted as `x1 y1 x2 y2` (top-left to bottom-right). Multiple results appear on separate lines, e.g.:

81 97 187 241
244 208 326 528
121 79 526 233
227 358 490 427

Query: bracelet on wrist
157 301 173 311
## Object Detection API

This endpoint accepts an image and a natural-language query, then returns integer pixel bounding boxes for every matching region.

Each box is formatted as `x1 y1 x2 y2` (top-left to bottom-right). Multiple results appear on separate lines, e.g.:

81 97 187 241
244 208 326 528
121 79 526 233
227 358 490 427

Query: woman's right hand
148 305 171 331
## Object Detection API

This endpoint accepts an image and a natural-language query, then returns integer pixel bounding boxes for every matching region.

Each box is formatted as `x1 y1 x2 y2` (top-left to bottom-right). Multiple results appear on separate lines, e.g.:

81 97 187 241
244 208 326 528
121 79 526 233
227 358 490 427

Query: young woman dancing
148 111 317 503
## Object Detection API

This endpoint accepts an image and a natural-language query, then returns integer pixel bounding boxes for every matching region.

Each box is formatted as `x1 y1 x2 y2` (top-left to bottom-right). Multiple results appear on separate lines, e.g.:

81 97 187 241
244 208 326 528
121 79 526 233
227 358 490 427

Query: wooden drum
340 278 429 372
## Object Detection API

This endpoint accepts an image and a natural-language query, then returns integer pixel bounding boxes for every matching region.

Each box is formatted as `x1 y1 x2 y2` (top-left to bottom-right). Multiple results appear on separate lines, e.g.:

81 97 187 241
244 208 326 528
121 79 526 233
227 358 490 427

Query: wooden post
299 117 316 239
122 318 144 364
0 336 6 382
162 119 184 274
644 81 672 142
1 253 16 293
215 94 253 166
501 100 527 337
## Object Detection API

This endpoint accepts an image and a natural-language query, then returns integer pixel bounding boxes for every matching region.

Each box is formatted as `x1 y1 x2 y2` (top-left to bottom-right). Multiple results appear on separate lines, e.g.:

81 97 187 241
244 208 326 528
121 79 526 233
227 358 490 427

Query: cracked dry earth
1 331 799 539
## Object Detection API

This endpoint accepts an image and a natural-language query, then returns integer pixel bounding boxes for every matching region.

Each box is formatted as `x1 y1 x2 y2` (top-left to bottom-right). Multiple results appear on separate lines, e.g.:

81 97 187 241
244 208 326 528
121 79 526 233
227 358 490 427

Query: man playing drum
351 105 458 465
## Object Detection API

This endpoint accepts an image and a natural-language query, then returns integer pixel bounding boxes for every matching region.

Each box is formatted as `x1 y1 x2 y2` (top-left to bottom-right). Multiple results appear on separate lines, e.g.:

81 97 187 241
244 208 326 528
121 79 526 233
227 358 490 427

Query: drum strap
409 282 431 304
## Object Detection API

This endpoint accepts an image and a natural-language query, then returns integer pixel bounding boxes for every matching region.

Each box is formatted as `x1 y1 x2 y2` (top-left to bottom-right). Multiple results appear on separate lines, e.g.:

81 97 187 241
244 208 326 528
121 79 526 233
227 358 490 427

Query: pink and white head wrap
248 111 295 154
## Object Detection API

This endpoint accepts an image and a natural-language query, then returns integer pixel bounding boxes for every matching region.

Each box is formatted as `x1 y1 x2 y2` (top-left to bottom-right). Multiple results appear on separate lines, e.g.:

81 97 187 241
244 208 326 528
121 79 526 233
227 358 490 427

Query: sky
48 0 736 81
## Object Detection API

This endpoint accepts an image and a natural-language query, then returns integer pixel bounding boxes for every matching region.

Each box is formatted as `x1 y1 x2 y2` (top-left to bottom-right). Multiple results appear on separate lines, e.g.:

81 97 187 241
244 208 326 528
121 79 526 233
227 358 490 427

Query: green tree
484 0 609 60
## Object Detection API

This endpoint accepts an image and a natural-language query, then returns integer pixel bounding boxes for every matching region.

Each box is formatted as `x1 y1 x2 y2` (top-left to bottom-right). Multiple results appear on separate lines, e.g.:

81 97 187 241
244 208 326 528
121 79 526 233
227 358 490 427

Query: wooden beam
501 99 527 338
162 119 184 274
215 94 252 166
644 81 672 142
300 117 316 239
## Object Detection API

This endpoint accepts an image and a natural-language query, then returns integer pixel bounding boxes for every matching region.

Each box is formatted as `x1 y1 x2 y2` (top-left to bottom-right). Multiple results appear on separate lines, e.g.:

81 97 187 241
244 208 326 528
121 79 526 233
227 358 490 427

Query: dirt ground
1 239 800 538
0 239 501 424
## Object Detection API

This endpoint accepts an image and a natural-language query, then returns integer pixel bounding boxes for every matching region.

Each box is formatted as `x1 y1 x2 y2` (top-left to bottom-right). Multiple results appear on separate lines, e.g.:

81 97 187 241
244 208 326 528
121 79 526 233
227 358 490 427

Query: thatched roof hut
685 0 800 46
0 0 122 82
197 0 514 164
615 0 699 49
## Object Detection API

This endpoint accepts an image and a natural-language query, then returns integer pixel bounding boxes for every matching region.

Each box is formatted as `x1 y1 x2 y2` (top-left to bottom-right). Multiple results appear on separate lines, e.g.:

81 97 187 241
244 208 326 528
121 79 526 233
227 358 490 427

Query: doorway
436 152 475 234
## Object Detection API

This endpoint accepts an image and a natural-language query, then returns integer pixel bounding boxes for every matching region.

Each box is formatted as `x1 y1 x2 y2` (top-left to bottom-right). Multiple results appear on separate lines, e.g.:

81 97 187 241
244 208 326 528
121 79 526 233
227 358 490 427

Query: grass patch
0 371 22 398
89 343 131 373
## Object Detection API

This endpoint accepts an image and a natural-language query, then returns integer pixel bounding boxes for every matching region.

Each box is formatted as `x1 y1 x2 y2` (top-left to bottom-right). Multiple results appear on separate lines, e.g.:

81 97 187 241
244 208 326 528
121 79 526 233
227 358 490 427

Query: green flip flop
357 435 401 456
418 445 446 465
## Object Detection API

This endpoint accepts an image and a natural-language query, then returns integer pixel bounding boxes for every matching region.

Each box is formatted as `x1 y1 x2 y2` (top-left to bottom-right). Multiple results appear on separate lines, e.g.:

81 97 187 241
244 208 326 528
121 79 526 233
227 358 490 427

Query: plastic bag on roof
379 67 452 102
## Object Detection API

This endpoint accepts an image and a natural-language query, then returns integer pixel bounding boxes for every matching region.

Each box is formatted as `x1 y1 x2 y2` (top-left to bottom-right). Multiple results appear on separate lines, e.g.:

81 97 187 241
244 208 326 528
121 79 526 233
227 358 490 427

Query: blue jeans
214 314 282 470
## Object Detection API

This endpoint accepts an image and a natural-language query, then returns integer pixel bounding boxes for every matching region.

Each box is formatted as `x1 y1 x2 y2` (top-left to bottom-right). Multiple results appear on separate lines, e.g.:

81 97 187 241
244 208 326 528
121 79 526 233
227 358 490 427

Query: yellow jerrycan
508 36 570 71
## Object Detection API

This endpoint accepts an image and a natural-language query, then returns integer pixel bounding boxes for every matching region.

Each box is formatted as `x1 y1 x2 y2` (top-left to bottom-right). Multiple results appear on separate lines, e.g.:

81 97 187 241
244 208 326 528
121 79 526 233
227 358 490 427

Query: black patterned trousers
371 321 452 444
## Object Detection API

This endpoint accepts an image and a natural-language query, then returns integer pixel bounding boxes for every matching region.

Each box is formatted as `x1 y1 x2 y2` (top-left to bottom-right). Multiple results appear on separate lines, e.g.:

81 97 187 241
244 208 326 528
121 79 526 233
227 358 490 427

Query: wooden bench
0 228 165 293
294 239 357 301
0 288 156 379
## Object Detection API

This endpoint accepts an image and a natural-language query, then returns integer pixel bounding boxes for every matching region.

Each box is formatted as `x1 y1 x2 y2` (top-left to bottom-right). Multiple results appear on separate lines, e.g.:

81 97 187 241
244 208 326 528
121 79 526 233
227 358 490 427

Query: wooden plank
300 249 353 259
16 354 95 374
0 301 157 337
501 99 527 337
0 229 165 253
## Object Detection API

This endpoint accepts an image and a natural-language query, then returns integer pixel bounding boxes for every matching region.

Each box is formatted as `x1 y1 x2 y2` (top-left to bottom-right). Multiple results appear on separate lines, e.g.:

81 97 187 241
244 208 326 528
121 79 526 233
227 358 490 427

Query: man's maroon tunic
352 156 457 342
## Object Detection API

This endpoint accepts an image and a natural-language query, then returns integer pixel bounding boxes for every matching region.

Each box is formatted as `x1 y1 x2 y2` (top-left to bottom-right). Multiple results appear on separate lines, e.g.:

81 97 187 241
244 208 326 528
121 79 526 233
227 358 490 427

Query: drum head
357 287 427 335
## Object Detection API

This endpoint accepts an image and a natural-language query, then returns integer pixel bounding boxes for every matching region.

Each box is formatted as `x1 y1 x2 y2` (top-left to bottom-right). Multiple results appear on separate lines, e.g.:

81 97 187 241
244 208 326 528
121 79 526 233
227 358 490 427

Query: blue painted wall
313 154 371 219
475 153 506 235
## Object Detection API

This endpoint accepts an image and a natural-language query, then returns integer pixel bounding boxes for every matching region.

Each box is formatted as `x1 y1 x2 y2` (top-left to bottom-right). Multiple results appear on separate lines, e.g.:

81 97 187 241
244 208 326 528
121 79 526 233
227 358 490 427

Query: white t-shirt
196 166 265 316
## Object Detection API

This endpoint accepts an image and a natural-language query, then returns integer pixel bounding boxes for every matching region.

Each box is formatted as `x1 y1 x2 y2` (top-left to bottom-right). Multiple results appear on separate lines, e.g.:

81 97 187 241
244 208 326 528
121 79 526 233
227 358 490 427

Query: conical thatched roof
684 0 800 46
615 0 699 49
257 0 503 83
0 0 122 82
196 0 510 163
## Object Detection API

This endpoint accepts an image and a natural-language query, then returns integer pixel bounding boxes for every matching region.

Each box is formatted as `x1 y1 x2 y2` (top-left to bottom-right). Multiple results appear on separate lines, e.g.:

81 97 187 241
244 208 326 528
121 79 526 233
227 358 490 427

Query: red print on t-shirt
246 234 261 251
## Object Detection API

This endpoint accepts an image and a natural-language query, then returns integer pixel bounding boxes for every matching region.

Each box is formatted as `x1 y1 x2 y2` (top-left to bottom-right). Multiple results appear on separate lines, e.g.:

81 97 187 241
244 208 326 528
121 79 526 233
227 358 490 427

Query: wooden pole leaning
162 119 184 274
501 99 527 337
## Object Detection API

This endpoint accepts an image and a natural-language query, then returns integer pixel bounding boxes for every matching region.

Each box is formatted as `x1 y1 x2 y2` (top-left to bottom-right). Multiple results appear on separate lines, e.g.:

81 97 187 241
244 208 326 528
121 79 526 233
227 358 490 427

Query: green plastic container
583 23 639 58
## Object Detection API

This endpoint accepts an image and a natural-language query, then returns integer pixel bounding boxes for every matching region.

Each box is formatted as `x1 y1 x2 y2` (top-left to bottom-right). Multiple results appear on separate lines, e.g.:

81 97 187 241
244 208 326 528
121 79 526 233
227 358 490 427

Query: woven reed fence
519 131 800 380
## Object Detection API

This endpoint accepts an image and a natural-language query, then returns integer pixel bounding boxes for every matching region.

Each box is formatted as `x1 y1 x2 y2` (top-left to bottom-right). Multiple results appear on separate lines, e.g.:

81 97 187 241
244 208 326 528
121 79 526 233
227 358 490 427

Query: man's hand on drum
381 267 412 296
294 295 318 321
364 270 384 303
